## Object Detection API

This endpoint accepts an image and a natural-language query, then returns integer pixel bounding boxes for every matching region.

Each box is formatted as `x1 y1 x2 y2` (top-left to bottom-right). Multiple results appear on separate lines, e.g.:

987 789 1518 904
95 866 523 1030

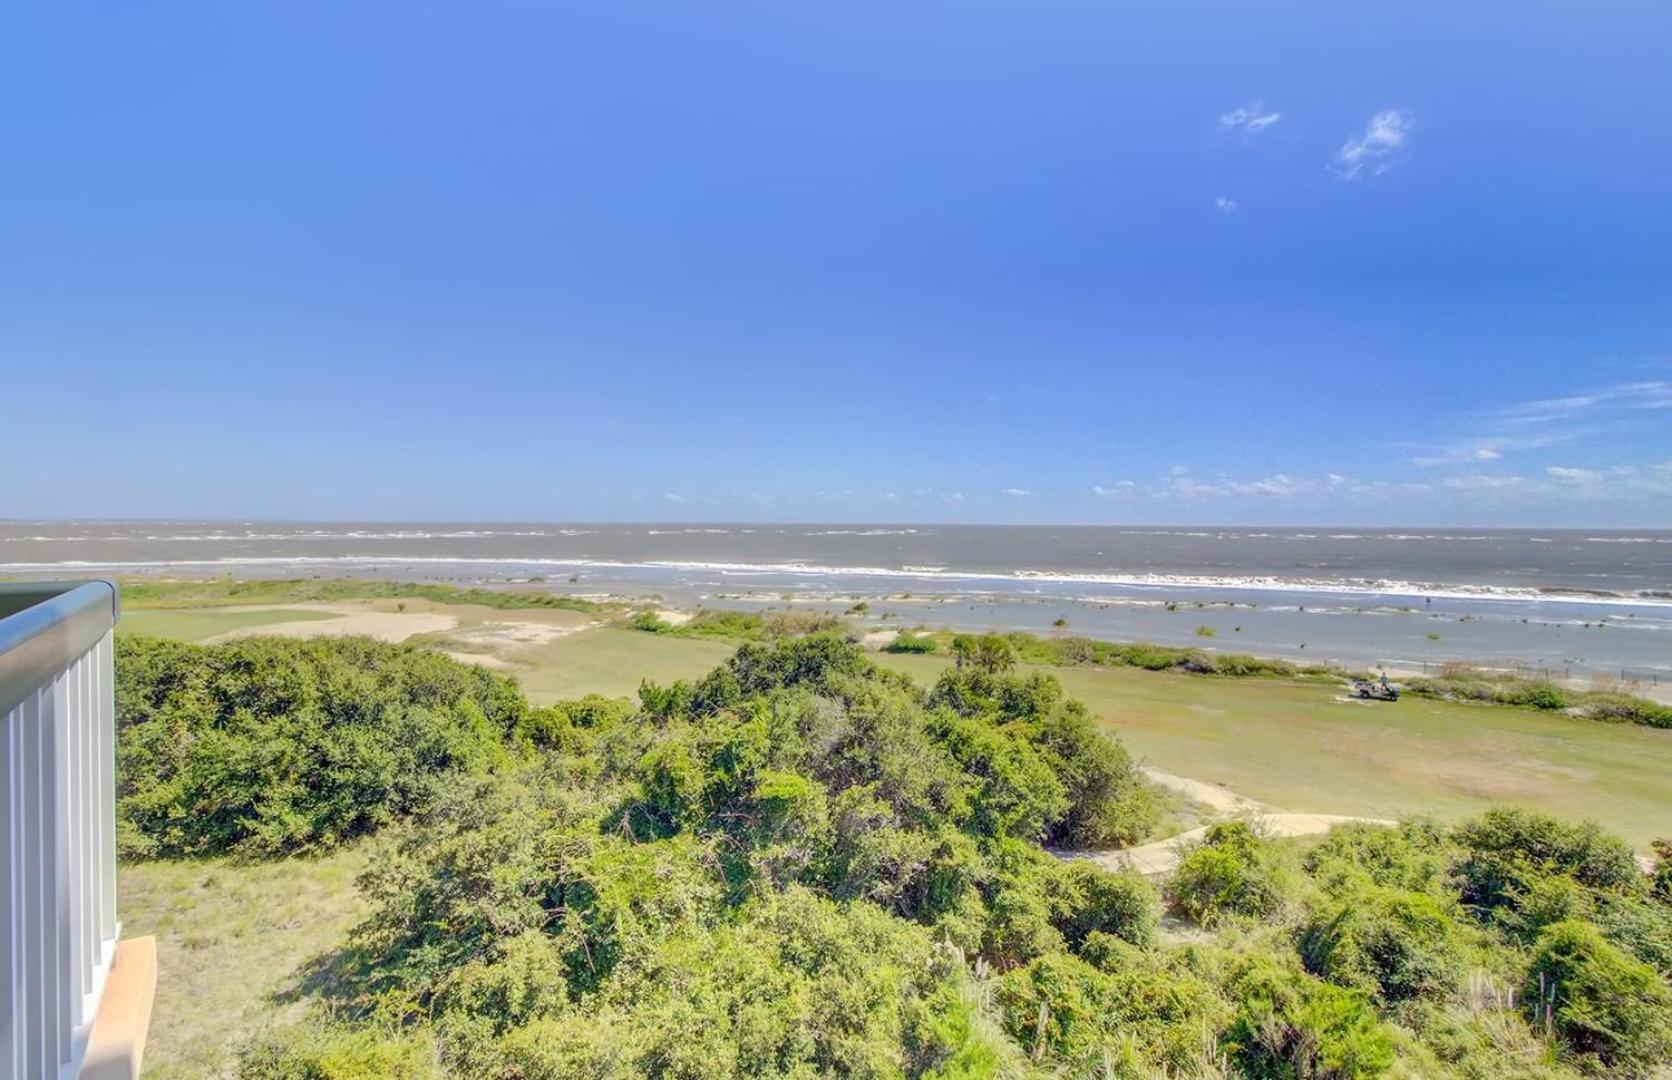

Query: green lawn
513 627 738 703
117 607 339 642
878 652 1672 849
119 846 372 1078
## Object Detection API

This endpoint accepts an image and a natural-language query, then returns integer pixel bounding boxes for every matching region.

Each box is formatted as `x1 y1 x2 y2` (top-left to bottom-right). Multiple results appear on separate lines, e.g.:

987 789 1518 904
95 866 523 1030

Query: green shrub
625 609 673 632
1523 920 1672 1075
1224 955 1396 1080
239 1022 441 1079
1298 886 1468 1003
116 635 524 858
883 631 937 654
1405 672 1670 729
1451 809 1640 917
1305 820 1450 896
1170 821 1288 924
1056 861 1160 950
996 950 1230 1075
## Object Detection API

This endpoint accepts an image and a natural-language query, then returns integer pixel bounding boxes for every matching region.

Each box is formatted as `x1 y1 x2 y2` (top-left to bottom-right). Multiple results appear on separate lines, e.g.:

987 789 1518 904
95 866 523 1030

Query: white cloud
663 492 685 503
1408 434 1562 467
1219 101 1282 137
1091 481 1137 497
1441 464 1672 502
1501 380 1672 424
1332 109 1413 179
1001 487 1031 497
1144 469 1417 501
1547 466 1605 485
1214 196 1238 214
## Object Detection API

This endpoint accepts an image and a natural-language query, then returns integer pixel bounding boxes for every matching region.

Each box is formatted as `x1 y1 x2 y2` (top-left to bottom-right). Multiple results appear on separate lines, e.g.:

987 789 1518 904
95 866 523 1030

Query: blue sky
2 2 1669 526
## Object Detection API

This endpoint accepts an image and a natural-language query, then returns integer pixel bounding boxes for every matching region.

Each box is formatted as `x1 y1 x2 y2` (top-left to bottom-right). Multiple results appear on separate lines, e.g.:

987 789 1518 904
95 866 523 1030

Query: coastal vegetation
119 576 603 614
1404 668 1672 729
112 631 1672 1077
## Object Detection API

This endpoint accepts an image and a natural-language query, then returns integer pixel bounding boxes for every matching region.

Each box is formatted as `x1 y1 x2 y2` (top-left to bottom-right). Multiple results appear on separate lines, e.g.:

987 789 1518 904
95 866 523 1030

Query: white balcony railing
1 581 121 1078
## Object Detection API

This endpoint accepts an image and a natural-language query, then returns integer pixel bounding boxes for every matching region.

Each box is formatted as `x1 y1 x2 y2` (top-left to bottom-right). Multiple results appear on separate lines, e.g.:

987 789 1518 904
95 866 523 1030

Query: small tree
975 634 1016 674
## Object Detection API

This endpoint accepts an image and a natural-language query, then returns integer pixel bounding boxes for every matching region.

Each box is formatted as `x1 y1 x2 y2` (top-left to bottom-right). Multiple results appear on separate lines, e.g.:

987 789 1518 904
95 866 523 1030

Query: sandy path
1066 812 1396 877
1059 766 1394 876
203 604 598 650
207 604 459 643
1141 767 1259 814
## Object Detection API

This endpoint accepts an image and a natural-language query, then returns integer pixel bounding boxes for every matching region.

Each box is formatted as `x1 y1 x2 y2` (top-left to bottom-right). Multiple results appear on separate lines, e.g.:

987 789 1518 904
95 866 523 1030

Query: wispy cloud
1443 463 1672 502
1214 196 1239 215
663 492 685 503
1408 433 1565 467
1095 469 1428 501
1332 109 1413 179
1219 101 1282 138
1000 487 1031 498
1500 380 1672 424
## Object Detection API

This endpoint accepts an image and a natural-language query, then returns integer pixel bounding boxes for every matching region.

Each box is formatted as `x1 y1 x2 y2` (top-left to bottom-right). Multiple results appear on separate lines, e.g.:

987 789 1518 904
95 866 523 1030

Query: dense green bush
1405 672 1672 729
1001 630 1338 678
1523 920 1672 1076
1170 821 1290 924
1298 886 1469 1003
116 635 525 858
1223 954 1396 1080
1304 819 1451 896
108 631 1670 1077
239 1022 442 1079
883 631 937 654
625 608 845 642
1451 808 1641 919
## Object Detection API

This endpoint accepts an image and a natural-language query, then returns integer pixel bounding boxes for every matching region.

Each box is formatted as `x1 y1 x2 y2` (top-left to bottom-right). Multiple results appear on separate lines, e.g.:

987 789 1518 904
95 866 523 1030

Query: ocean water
3 522 1668 682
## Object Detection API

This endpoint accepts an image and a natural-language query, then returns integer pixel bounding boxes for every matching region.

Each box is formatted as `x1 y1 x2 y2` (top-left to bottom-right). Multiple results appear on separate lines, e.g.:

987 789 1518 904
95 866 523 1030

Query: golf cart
1350 674 1400 701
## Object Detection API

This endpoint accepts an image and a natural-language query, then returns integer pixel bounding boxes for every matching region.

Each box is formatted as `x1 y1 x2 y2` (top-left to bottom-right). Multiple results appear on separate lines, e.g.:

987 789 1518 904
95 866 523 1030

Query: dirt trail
206 604 459 643
1066 812 1395 876
1060 768 1393 876
1140 767 1259 814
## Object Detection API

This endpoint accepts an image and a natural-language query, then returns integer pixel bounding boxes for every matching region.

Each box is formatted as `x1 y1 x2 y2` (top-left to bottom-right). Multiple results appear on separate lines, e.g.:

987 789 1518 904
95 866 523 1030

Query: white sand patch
1141 767 1257 814
653 609 693 626
209 606 458 644
862 629 901 649
1055 767 1394 877
445 619 594 649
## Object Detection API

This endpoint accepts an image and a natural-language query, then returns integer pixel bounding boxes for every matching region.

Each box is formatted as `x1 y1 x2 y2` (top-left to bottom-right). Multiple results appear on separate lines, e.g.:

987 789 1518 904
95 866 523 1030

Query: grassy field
113 606 1672 1072
119 846 372 1077
877 652 1672 849
512 626 737 703
117 576 604 613
115 601 1672 847
117 606 338 642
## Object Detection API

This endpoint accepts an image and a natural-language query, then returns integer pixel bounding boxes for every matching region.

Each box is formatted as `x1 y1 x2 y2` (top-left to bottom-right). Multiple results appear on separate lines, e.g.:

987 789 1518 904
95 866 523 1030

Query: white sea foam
3 553 1668 608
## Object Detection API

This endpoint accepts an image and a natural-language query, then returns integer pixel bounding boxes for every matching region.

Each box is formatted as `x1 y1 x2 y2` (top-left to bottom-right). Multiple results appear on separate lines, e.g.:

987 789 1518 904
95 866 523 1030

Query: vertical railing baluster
0 586 125 1074
1 704 18 1079
68 654 86 1023
53 670 74 1070
24 687 48 1078
99 633 117 947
